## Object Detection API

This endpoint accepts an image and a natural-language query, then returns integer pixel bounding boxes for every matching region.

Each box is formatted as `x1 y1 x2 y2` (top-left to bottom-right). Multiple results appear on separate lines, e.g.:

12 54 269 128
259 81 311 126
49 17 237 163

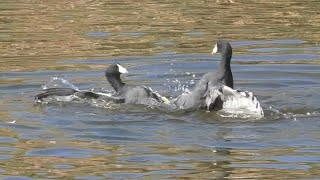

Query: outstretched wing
35 88 125 103
206 85 264 117
35 88 78 100
139 85 170 105
174 82 209 110
205 85 223 111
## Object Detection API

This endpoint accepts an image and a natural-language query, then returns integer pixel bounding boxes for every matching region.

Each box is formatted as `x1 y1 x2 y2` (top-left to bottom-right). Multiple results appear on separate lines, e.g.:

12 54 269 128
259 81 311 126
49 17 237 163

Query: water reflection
1 50 320 178
1 0 320 179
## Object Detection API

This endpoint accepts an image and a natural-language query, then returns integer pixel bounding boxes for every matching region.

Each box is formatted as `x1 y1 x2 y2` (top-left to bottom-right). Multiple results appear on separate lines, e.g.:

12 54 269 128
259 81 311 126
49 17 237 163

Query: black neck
106 74 125 92
219 47 234 88
219 48 232 70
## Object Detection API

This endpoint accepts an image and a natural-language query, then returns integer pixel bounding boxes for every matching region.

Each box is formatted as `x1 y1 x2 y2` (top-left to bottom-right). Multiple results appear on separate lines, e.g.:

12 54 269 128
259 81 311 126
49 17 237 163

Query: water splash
165 73 196 94
36 77 121 110
35 74 320 120
265 106 320 120
41 77 79 90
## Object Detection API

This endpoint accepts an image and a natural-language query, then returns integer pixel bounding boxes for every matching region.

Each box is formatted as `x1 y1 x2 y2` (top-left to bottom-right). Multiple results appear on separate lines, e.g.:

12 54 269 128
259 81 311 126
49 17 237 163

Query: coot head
105 63 128 76
105 63 128 92
212 40 232 55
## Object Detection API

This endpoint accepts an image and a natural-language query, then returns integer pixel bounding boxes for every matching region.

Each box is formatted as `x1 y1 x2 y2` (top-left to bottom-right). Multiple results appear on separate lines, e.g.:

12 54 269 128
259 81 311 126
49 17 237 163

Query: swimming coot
35 63 169 105
105 63 169 105
174 40 233 110
174 40 264 117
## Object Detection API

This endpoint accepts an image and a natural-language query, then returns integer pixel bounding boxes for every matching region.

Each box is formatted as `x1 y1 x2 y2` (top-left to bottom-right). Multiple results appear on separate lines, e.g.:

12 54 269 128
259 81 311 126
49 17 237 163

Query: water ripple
26 148 109 158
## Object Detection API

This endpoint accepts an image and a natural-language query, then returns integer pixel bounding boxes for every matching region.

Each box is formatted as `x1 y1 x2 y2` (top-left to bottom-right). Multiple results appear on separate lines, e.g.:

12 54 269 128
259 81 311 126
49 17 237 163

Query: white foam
221 87 264 118
42 77 79 90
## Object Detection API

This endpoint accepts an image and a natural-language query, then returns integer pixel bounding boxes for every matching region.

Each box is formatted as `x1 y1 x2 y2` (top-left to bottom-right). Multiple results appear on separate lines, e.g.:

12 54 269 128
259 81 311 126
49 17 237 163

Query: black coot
174 40 264 117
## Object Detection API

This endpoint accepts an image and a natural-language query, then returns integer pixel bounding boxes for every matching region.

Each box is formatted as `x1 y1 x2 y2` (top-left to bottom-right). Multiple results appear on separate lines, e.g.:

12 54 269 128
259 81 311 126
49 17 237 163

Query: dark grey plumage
35 63 168 106
35 87 124 103
34 64 129 103
174 40 233 110
174 40 264 117
105 64 169 105
35 87 101 99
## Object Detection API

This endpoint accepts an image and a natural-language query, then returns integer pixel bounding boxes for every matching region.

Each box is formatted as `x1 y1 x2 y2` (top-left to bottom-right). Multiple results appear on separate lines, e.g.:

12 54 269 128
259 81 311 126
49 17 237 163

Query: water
1 0 320 179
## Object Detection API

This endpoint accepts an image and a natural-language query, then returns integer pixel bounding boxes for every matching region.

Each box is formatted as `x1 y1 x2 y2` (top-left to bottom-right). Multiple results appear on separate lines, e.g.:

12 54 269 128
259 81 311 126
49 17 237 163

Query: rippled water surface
1 0 320 179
